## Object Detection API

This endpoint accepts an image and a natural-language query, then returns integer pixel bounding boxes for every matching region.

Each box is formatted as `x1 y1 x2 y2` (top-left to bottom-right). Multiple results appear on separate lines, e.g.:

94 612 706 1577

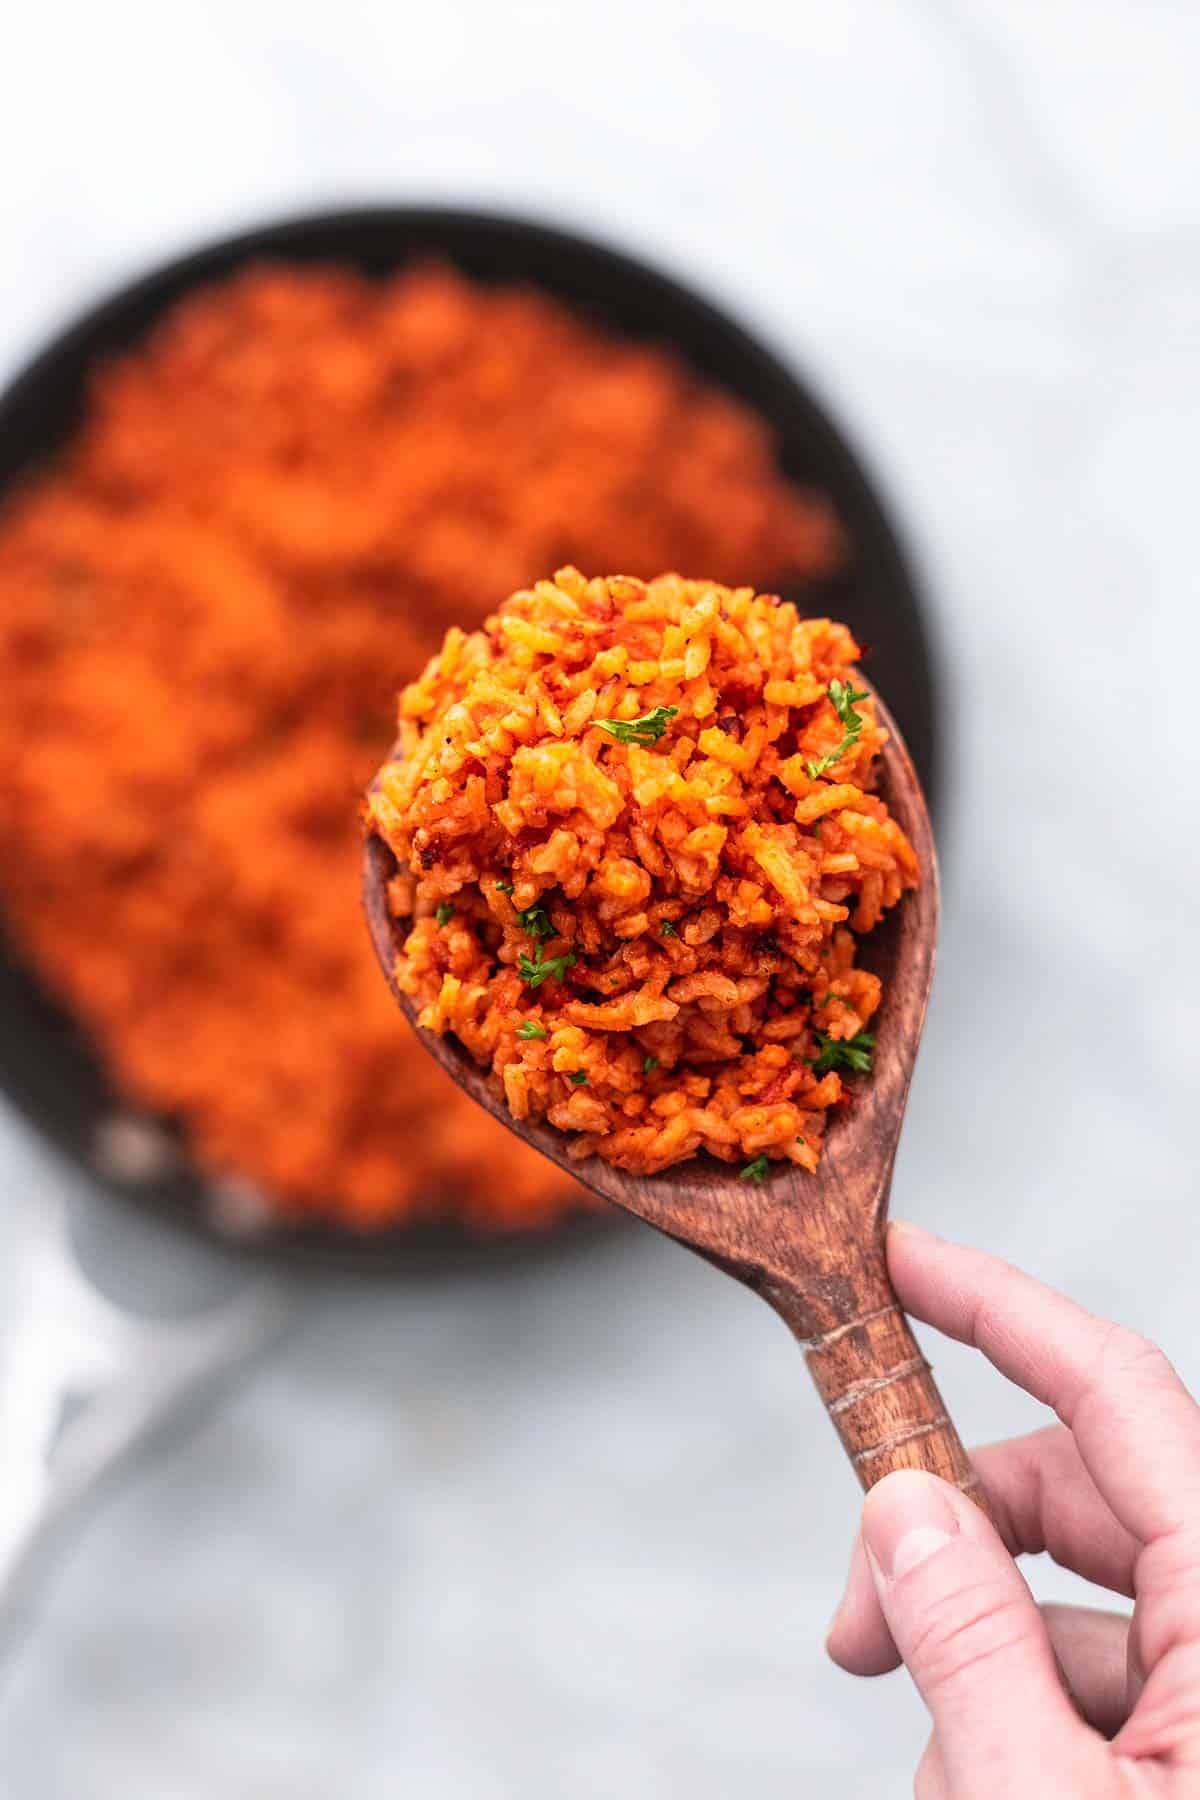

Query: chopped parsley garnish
660 920 677 938
808 1029 875 1075
516 903 553 941
643 1055 660 1074
434 902 453 927
568 1070 589 1086
740 1154 771 1182
518 948 576 989
806 679 869 779
796 1135 807 1146
495 880 514 895
516 1021 548 1041
596 704 679 747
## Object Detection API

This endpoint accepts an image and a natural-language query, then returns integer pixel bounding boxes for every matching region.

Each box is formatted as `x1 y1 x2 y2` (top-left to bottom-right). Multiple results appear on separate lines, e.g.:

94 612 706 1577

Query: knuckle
1131 1539 1200 1667
905 1581 1039 1697
1100 1322 1172 1384
1072 1322 1176 1422
1118 1644 1200 1757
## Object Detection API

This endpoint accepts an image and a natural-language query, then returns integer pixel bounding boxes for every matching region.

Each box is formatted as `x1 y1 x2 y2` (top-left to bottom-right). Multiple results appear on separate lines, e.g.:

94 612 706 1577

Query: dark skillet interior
0 206 939 1270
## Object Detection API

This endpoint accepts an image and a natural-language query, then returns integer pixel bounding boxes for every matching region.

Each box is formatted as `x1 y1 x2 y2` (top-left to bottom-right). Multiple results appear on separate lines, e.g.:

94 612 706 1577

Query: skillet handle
799 1251 993 1517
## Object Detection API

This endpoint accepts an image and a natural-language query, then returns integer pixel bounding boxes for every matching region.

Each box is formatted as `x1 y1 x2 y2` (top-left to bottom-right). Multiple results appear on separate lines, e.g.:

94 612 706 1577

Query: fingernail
861 1471 959 1584
887 1218 930 1242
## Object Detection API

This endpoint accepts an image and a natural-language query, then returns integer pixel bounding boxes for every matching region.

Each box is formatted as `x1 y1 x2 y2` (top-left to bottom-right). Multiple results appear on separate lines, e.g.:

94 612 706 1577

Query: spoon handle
799 1253 991 1516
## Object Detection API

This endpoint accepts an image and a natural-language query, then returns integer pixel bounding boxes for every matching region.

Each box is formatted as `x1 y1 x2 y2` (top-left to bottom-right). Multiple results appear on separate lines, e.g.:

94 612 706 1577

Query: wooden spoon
363 684 985 1510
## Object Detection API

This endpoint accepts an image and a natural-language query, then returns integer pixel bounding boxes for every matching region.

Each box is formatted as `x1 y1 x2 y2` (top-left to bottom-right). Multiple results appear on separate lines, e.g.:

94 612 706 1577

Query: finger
1042 1604 1131 1739
827 1424 1139 1677
861 1470 1098 1794
973 1427 1138 1596
826 1528 901 1675
888 1220 1200 1545
830 1583 1134 1739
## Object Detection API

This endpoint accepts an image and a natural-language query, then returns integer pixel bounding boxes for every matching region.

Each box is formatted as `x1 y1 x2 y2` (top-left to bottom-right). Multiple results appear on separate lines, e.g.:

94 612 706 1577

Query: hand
826 1220 1200 1797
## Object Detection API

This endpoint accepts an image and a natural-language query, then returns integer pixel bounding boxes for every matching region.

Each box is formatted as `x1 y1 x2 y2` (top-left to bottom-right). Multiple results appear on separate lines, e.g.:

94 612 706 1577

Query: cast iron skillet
0 205 940 1268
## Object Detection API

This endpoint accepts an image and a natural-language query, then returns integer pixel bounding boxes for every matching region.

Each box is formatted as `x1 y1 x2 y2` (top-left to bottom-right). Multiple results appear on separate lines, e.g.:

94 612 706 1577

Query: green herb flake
796 1135 807 1146
596 704 679 747
495 880 514 896
808 1029 875 1076
516 1021 548 1041
568 1070 589 1086
435 903 454 927
518 949 577 990
805 679 870 779
660 920 678 938
516 903 554 942
740 1154 771 1182
643 1055 660 1074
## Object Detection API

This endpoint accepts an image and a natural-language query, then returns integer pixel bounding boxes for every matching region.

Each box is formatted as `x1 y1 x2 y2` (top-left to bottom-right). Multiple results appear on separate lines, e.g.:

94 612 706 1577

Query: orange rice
0 262 839 1232
367 569 919 1175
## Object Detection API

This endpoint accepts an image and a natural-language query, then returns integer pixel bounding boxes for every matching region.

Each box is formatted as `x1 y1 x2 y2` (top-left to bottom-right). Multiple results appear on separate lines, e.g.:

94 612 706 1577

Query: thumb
860 1471 1088 1794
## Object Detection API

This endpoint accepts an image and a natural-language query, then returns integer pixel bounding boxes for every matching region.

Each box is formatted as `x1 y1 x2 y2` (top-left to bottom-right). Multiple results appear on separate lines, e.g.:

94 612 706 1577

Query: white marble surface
2 2 1200 1793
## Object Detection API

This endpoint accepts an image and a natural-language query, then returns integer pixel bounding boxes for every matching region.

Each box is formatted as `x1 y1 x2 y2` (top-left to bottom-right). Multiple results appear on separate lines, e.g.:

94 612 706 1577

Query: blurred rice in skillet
0 262 838 1230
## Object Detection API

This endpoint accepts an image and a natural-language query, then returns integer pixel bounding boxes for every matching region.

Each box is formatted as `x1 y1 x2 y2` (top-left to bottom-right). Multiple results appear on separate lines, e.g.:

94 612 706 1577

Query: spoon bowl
364 681 984 1506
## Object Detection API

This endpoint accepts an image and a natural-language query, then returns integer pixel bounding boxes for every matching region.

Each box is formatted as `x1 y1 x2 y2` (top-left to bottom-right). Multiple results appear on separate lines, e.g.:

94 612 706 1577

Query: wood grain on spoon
364 682 986 1511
